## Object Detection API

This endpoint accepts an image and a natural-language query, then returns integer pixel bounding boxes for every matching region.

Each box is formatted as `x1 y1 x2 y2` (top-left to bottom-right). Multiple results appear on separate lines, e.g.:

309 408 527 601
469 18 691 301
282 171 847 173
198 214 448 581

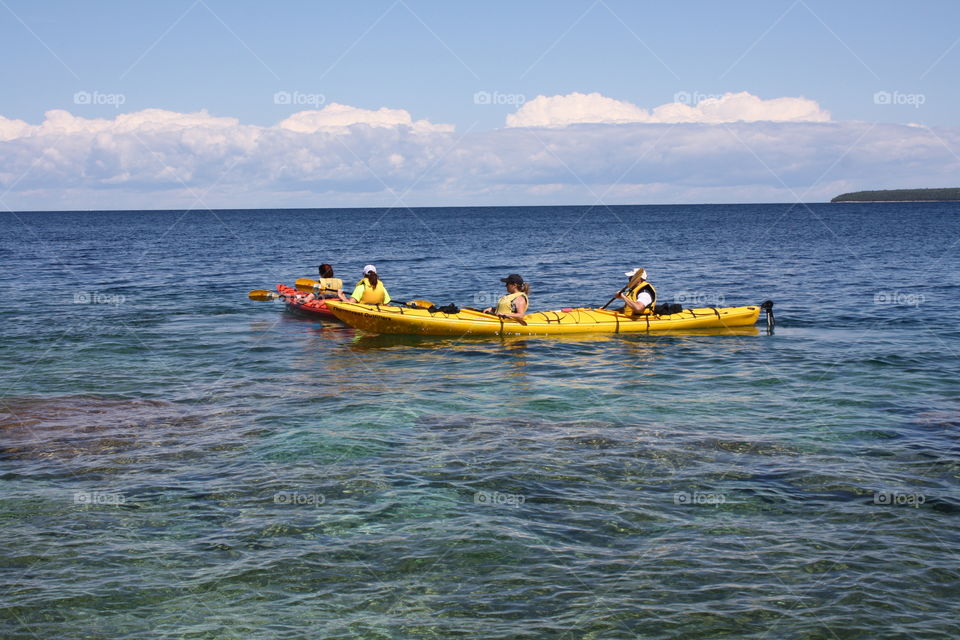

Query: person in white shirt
617 268 656 316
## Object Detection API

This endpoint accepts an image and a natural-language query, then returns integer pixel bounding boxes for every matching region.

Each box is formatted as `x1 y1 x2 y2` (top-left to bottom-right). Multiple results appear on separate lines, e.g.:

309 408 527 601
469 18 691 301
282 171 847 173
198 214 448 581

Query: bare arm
618 292 647 313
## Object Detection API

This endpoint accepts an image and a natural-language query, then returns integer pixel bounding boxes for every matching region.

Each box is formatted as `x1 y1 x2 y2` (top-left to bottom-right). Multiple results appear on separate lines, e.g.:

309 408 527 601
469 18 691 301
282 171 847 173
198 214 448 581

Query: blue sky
1 0 958 209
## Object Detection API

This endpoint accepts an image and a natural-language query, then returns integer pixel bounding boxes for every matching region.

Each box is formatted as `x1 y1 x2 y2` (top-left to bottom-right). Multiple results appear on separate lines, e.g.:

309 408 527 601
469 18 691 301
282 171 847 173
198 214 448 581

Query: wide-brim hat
624 267 647 279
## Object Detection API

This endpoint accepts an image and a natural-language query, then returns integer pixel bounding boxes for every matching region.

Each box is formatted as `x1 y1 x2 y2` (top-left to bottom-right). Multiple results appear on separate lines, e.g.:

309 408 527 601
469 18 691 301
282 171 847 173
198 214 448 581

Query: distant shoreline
4 200 959 214
832 188 960 203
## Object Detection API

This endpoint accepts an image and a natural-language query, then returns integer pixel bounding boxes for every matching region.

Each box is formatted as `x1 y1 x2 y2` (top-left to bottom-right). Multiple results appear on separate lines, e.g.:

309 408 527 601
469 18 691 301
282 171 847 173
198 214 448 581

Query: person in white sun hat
617 267 656 316
339 264 391 305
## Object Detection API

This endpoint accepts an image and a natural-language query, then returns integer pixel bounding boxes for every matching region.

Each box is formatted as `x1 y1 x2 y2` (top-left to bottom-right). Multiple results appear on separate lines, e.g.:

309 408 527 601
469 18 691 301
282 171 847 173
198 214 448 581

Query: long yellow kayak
324 300 764 336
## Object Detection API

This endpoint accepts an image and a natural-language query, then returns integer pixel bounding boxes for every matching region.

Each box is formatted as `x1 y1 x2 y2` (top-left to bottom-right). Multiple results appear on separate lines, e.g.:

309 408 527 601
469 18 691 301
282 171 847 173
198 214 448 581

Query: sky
1 0 959 210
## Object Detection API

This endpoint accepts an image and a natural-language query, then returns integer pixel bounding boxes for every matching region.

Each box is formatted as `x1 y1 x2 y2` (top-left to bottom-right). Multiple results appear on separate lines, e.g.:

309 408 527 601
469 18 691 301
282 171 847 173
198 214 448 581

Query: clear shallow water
1 204 958 639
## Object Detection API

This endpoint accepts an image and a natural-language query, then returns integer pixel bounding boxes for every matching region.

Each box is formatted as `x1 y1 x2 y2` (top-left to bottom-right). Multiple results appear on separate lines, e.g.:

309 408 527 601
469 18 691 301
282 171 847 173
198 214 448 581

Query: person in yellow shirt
483 273 528 320
339 265 391 305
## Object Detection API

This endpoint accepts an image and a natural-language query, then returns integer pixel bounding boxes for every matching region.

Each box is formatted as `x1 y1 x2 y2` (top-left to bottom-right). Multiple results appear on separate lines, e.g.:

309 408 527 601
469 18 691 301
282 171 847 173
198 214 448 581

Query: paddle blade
249 290 278 301
295 278 319 292
408 299 434 309
295 277 340 294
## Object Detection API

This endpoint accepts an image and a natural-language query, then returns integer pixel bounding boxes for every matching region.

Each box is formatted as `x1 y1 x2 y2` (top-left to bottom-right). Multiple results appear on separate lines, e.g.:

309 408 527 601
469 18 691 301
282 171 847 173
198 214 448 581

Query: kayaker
339 265 391 305
483 273 529 320
297 263 341 302
617 267 656 316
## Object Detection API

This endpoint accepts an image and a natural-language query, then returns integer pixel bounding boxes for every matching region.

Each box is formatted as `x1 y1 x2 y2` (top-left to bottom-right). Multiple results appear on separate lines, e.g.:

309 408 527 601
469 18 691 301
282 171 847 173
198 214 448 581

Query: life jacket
496 292 528 315
315 277 343 296
623 280 657 316
356 278 387 304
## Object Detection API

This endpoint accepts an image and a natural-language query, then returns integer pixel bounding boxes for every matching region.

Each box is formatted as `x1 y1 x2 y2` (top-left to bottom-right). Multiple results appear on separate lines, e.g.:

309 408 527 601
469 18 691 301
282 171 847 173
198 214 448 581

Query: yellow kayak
324 300 764 336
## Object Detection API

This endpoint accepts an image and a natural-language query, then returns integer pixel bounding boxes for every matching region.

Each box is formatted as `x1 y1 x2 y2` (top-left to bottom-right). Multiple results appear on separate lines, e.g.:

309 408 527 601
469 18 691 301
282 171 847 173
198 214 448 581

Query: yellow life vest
356 278 387 304
314 277 343 295
496 292 527 315
623 280 657 316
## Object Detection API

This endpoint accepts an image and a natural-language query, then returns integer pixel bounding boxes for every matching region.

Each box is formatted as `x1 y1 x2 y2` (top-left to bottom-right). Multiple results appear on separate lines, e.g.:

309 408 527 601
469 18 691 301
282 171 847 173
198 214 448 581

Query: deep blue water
1 203 958 639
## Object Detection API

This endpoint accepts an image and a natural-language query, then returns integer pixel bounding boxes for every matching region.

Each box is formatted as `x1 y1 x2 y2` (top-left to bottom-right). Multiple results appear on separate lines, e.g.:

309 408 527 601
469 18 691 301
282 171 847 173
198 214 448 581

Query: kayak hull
277 284 337 319
324 301 762 336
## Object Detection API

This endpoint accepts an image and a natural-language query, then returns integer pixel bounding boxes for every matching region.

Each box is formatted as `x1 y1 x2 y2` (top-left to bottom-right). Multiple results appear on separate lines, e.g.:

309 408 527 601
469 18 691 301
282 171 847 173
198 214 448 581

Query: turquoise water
1 204 958 639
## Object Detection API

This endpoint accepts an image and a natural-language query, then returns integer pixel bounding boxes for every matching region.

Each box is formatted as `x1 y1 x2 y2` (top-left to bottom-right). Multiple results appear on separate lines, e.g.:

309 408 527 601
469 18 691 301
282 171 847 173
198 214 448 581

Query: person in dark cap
483 273 529 319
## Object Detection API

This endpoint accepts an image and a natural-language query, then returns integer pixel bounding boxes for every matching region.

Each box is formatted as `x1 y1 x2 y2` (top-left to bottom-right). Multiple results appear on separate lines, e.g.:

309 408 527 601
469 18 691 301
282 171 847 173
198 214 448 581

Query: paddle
295 277 341 294
463 307 528 326
248 289 281 301
600 271 646 310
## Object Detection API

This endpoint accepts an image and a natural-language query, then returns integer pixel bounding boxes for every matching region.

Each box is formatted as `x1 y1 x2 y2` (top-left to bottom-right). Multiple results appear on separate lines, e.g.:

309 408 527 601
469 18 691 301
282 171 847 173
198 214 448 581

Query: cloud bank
0 93 955 210
505 91 831 127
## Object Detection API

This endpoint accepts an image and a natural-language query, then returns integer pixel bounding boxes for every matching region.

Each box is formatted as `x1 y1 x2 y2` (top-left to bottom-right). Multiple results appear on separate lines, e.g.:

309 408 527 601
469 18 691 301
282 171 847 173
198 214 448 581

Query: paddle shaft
463 307 527 326
600 272 645 310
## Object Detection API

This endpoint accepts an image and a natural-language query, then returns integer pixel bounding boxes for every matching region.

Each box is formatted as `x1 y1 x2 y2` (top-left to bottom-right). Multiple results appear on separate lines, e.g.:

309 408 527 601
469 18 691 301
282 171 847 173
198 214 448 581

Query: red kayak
276 284 337 319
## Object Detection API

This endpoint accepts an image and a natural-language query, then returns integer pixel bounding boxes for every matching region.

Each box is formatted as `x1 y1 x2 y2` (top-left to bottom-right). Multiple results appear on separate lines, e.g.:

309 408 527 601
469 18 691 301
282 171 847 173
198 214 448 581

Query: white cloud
278 102 453 134
0 115 32 141
505 92 649 128
0 102 956 210
505 91 830 127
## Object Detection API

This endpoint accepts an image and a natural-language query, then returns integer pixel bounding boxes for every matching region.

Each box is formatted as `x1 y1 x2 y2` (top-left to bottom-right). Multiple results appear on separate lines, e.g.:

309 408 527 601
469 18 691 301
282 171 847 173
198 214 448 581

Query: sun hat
362 264 377 274
624 268 647 279
500 274 524 285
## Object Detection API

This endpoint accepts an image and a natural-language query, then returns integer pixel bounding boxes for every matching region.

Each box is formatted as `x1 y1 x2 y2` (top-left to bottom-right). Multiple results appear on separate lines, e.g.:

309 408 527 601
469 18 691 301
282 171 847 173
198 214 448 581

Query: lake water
1 203 958 639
